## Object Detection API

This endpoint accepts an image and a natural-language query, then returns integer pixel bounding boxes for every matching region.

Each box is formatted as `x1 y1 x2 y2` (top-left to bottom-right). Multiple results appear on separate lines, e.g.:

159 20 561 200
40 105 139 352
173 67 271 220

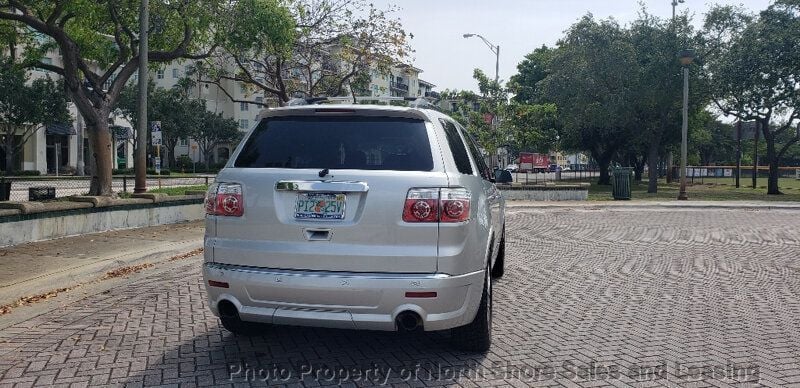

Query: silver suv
203 103 506 351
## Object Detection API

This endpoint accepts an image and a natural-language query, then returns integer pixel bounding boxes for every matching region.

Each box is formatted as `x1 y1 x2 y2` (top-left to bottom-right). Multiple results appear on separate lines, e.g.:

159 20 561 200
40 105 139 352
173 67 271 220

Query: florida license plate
294 193 346 220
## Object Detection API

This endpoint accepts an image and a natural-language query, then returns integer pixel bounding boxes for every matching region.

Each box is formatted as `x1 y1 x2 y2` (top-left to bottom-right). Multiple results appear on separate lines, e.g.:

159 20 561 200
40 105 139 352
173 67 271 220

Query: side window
460 126 492 181
439 119 472 175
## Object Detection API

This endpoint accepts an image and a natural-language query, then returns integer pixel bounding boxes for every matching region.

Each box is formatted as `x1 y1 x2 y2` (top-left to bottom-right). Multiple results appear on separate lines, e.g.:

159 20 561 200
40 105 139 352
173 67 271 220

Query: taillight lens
440 188 471 223
402 188 471 223
205 183 243 217
403 189 439 222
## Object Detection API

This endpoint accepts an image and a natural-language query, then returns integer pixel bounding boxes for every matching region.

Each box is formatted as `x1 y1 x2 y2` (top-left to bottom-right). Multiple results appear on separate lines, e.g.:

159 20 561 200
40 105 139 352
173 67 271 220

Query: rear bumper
203 263 484 331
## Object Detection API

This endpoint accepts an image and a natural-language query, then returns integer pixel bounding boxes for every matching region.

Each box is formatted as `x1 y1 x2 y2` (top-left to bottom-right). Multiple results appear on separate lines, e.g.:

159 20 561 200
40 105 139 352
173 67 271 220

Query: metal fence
1 175 215 202
669 166 800 188
512 170 600 185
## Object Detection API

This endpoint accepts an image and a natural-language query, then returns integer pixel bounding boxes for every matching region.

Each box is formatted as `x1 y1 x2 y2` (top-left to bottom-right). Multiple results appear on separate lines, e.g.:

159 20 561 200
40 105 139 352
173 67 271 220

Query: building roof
418 79 436 87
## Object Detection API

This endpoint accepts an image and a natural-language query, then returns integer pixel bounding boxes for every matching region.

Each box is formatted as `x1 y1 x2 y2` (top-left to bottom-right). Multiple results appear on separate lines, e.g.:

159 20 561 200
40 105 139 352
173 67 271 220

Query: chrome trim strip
205 262 453 279
275 180 369 193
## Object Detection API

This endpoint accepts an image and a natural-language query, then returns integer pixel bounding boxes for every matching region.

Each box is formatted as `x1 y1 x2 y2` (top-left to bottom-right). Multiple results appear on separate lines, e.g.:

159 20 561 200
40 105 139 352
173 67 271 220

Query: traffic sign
151 131 162 146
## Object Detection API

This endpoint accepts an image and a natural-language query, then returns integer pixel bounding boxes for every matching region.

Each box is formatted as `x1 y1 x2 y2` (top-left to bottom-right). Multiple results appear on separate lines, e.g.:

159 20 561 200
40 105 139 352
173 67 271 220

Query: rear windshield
233 116 434 171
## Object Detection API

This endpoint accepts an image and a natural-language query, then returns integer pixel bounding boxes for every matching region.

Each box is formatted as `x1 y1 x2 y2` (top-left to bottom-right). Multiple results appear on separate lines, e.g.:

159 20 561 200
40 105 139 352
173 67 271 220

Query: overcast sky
370 0 773 92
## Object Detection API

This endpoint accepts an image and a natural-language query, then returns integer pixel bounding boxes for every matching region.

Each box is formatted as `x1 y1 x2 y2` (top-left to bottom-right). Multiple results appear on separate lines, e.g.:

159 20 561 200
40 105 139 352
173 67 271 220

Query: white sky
371 0 773 92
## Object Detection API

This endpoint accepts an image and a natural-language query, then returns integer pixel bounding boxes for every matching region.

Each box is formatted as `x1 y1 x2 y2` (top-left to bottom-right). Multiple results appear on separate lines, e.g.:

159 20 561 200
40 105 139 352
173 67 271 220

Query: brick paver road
1 208 799 387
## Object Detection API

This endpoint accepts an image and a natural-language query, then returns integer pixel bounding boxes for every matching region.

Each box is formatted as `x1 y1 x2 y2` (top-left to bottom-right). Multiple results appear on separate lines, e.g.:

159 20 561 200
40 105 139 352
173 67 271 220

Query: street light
677 48 694 201
462 33 500 84
671 0 685 19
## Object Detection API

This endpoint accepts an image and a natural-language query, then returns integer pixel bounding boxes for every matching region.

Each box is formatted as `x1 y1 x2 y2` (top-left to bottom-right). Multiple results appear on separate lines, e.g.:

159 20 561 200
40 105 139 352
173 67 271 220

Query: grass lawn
588 178 800 201
147 185 209 196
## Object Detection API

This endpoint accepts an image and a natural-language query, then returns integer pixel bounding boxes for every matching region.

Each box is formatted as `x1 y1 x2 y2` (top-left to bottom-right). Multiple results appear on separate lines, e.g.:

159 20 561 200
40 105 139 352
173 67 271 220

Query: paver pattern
1 208 799 387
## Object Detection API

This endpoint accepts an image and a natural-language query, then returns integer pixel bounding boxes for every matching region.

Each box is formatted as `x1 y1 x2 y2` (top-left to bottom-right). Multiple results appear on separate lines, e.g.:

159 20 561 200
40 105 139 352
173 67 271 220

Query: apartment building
2 52 437 173
154 61 438 165
1 52 134 174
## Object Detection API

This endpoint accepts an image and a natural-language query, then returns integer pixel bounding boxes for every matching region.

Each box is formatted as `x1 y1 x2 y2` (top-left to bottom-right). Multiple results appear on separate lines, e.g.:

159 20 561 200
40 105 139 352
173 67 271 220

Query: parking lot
1 207 799 387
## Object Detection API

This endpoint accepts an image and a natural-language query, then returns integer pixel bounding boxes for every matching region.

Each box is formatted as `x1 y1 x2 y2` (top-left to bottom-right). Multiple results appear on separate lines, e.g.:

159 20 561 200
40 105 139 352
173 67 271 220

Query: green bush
10 170 41 176
112 168 134 175
146 169 171 175
176 155 193 170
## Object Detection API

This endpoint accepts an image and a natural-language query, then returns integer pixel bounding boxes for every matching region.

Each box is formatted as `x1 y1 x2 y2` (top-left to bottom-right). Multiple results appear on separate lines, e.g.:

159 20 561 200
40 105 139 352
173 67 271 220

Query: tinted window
439 119 473 175
462 128 492 181
234 116 433 171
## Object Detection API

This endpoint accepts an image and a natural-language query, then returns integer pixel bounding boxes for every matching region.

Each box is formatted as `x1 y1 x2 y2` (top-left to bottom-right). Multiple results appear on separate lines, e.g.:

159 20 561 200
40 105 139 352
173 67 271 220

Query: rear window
234 116 434 171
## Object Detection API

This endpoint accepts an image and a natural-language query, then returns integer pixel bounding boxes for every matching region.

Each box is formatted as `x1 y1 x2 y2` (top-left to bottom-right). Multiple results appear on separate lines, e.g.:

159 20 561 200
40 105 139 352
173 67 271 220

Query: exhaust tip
396 311 423 332
218 300 239 319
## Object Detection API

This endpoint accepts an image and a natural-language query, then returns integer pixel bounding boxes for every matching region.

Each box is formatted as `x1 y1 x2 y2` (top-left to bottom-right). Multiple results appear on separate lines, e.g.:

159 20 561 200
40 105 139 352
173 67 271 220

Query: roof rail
286 95 440 110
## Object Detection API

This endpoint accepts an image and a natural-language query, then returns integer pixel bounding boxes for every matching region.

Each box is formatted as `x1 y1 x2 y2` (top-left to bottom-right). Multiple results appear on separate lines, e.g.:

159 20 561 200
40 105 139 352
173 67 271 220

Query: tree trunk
765 139 781 195
4 136 14 173
595 153 611 185
647 141 660 193
87 122 114 196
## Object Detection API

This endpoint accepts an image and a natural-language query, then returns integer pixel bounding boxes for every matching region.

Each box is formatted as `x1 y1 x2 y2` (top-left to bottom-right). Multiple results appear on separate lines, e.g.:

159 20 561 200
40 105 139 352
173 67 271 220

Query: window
235 116 434 171
180 139 188 146
156 69 164 79
240 102 249 111
462 128 492 181
239 119 249 129
172 68 179 78
240 83 246 93
255 97 263 105
439 119 472 175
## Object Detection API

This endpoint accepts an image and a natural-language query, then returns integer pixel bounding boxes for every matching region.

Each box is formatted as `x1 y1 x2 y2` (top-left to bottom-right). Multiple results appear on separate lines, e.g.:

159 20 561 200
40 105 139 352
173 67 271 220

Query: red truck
519 152 550 173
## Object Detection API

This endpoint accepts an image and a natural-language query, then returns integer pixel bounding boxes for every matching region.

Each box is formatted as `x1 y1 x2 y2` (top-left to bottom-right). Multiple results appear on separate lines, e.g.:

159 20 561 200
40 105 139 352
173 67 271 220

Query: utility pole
677 49 694 200
753 121 760 189
134 0 149 193
735 122 741 188
668 0 685 184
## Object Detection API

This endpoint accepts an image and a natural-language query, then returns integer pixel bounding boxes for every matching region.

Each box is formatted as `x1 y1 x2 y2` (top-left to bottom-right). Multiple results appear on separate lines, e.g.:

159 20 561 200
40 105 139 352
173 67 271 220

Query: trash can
611 168 633 200
0 180 10 201
29 186 56 201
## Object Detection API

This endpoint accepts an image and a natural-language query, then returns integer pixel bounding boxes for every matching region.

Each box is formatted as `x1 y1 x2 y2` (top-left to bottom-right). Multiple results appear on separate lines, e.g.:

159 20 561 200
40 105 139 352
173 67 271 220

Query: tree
508 45 554 105
117 82 205 170
203 0 411 106
628 10 704 192
540 15 639 185
193 111 241 168
702 1 800 194
0 62 70 172
0 1 236 195
689 111 737 165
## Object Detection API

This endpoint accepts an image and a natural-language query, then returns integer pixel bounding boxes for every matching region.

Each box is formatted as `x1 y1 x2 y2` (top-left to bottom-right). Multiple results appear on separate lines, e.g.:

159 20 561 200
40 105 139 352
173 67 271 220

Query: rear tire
491 227 506 279
452 267 492 352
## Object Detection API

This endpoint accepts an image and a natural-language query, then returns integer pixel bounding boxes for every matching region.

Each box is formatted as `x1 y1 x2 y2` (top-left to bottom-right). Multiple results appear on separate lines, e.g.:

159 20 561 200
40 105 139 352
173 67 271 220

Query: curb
505 201 800 211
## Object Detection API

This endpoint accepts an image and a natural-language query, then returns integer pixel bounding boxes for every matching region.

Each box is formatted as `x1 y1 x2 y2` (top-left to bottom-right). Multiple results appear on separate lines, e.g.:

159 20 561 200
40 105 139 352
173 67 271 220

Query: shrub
11 170 41 176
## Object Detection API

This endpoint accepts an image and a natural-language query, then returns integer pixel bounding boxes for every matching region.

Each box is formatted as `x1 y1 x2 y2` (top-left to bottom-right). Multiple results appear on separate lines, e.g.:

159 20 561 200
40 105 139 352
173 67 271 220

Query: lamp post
134 0 149 193
667 0 685 184
671 0 685 19
462 33 500 84
677 49 694 201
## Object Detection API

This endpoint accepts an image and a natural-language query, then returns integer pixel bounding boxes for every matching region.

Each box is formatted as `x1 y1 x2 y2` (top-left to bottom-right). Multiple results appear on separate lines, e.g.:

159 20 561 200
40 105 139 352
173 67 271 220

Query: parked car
548 164 560 172
562 166 572 172
203 102 506 352
505 163 519 172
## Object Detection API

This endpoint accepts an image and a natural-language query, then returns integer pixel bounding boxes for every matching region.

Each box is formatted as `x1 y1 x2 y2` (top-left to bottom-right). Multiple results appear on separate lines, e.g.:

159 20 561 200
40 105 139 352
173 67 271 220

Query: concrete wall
500 188 588 201
0 198 204 247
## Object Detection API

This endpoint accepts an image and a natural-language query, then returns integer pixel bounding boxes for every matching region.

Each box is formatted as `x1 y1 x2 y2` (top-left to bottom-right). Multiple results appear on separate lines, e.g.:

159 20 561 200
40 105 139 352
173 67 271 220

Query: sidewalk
506 200 800 210
0 221 204 328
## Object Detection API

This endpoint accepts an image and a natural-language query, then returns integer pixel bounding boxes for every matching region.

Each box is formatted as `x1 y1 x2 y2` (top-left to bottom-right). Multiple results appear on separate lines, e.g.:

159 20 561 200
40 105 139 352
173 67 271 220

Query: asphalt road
1 207 799 387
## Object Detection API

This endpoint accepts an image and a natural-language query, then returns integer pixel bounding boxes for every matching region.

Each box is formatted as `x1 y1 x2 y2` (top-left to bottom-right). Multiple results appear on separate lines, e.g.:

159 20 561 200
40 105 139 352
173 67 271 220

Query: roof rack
286 96 440 110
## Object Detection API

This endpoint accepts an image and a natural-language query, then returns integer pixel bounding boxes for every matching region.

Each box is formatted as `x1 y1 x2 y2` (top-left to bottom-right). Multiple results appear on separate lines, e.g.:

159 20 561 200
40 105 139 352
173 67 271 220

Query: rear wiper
318 168 330 178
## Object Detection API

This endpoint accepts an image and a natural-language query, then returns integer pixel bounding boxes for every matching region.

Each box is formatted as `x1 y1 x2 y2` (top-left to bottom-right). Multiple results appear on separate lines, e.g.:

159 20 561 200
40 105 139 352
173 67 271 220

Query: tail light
205 183 243 217
402 188 439 222
402 188 471 223
440 188 471 223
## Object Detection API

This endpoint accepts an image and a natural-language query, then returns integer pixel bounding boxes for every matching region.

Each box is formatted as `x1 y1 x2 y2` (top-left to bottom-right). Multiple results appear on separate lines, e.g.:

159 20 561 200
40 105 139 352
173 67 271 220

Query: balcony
390 81 409 92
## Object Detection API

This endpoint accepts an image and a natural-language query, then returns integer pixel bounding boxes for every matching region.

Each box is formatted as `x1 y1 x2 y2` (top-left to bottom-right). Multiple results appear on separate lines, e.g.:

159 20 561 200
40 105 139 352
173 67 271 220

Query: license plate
295 193 346 220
